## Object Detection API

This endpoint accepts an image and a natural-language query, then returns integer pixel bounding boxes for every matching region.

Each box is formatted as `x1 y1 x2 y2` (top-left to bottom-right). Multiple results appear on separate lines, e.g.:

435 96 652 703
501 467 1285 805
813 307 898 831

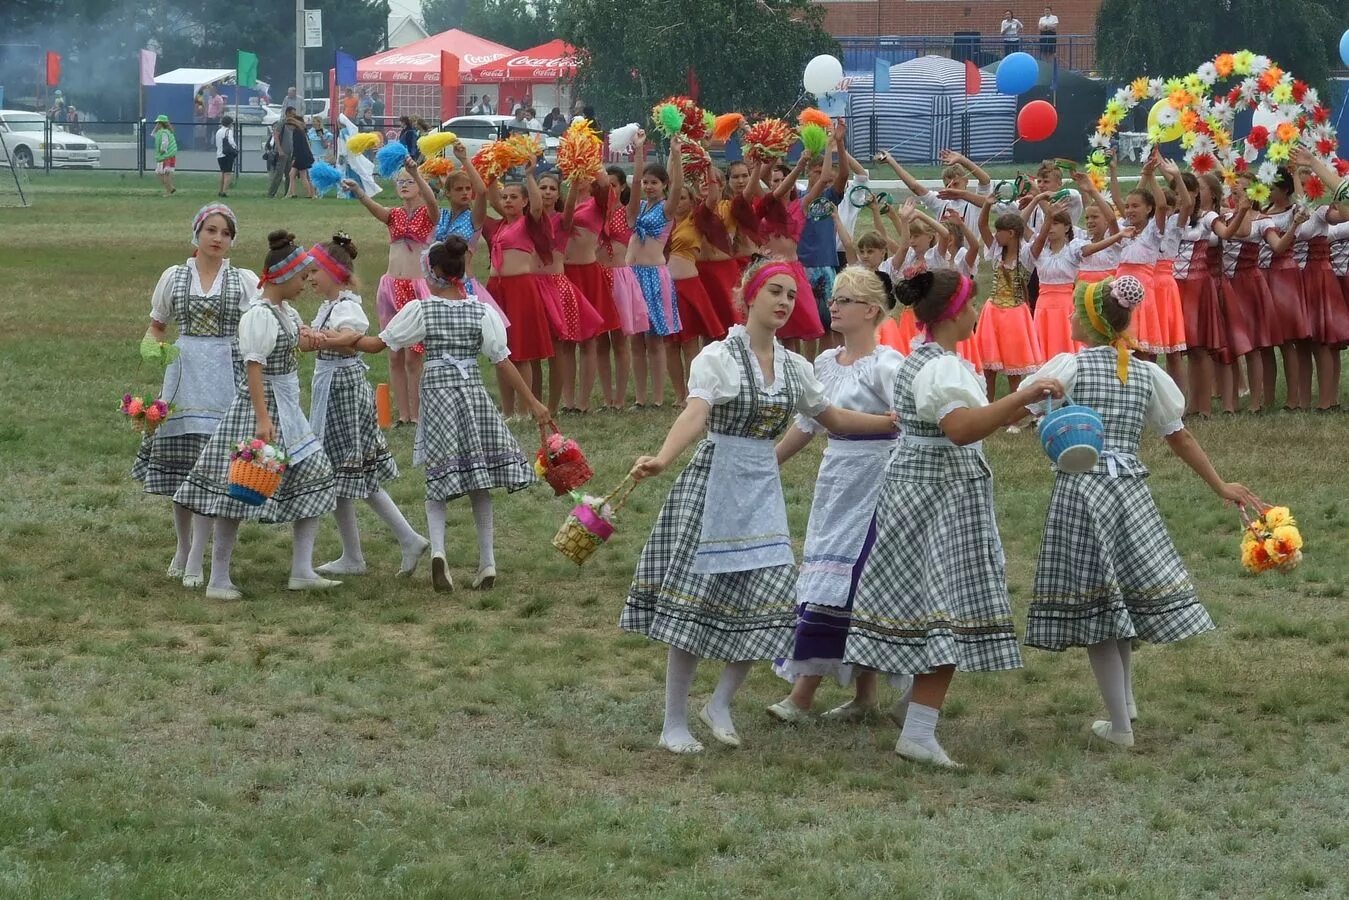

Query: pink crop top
571 198 603 235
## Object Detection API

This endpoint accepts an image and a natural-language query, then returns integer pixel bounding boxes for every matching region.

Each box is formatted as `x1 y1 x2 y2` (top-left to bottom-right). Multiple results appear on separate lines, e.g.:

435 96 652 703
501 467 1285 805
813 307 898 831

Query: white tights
1087 638 1136 735
330 491 423 566
206 515 324 590
425 489 495 569
661 648 753 744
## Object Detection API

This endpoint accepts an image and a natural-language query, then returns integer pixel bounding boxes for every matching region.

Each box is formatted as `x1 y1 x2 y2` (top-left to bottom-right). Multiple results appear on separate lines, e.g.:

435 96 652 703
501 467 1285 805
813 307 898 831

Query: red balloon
1017 100 1058 142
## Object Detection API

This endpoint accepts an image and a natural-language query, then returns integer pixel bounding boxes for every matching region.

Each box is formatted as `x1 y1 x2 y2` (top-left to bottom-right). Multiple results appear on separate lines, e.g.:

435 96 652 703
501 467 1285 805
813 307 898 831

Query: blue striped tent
846 55 1016 165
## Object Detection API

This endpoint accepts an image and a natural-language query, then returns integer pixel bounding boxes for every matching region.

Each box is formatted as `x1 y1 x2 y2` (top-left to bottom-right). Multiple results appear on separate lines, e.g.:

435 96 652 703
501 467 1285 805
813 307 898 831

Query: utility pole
296 0 305 105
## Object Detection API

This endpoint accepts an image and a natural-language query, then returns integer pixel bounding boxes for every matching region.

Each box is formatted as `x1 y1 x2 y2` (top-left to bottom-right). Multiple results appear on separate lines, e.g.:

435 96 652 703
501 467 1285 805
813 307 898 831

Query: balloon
1016 100 1058 142
995 52 1039 95
803 55 844 96
1147 99 1184 143
1340 29 1349 67
1251 105 1281 134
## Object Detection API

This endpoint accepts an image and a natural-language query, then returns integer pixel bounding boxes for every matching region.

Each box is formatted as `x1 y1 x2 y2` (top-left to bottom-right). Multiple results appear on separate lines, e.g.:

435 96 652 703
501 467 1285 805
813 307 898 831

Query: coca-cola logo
464 53 508 66
376 52 436 65
505 55 575 68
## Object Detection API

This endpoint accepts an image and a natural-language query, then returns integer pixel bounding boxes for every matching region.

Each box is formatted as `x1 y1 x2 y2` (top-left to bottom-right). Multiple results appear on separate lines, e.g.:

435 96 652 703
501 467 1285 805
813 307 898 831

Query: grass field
1 173 1347 898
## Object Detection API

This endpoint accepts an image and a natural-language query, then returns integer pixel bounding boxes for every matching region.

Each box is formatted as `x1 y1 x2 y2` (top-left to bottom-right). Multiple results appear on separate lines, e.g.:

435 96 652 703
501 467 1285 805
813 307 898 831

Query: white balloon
803 55 844 96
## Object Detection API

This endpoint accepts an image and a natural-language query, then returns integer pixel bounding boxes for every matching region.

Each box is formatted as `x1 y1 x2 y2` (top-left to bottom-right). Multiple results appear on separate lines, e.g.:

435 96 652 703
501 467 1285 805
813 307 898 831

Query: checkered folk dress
173 305 337 523
132 263 247 496
416 300 534 501
844 342 1024 676
1026 347 1212 651
620 336 804 661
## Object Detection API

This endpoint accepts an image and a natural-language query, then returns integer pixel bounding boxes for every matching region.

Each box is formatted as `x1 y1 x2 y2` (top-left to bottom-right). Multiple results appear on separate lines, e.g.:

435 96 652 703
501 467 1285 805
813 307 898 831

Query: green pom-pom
799 123 828 157
703 110 715 133
655 104 685 137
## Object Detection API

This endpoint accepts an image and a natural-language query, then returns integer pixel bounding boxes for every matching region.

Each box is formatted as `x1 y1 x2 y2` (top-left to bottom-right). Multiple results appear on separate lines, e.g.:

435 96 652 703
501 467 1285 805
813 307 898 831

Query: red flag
440 50 460 122
964 60 981 95
687 66 700 102
45 51 61 87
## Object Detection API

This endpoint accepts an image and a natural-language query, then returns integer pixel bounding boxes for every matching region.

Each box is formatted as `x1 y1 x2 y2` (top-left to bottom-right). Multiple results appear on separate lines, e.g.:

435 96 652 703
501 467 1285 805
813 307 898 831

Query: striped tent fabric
845 55 1016 165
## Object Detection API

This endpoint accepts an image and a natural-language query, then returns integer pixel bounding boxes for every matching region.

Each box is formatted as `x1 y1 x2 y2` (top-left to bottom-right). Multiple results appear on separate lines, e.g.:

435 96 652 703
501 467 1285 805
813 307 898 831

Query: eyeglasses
393 180 415 188
829 296 863 307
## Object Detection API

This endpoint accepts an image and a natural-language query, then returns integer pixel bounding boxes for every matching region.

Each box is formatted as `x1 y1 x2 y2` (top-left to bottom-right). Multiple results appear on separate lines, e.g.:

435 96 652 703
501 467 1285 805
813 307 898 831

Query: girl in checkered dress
1025 275 1258 748
133 204 258 589
843 270 1064 770
173 230 339 600
303 235 430 579
354 237 549 593
622 258 899 755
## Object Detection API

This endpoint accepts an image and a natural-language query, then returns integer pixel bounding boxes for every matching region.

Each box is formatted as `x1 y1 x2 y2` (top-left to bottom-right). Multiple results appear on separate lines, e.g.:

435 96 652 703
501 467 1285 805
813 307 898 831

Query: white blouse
687 325 830 416
1027 189 1085 232
311 291 371 335
910 350 989 425
1031 238 1085 284
1033 352 1186 435
1174 212 1219 280
798 346 904 434
238 301 302 365
1159 213 1183 260
379 297 510 363
149 258 259 323
1329 221 1349 276
920 182 991 237
983 241 1037 271
1080 237 1122 272
1117 219 1163 266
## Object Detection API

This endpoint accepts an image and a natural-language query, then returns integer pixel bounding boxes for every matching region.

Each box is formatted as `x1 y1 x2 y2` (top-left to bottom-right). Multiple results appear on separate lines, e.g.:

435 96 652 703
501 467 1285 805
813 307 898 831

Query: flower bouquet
552 479 637 565
227 439 289 506
535 421 593 496
1240 505 1303 574
120 393 173 434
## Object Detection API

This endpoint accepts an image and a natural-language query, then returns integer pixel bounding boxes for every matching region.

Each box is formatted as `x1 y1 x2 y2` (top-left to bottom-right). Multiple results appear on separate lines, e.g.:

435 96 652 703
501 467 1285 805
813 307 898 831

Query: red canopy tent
463 39 579 84
355 29 516 122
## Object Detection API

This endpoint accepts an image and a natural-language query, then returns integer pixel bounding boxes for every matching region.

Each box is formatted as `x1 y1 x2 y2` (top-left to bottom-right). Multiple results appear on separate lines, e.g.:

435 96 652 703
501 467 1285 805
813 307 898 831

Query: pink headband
921 274 975 341
307 244 351 284
742 263 795 307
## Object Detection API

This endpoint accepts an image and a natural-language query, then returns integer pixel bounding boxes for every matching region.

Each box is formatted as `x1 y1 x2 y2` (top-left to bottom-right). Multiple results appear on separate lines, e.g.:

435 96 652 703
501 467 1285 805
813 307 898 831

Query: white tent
154 68 236 91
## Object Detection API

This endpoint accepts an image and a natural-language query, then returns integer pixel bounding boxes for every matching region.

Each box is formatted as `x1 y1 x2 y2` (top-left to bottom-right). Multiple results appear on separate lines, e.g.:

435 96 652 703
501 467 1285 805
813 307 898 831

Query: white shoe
205 586 242 601
698 704 742 748
431 554 453 593
182 574 204 589
397 537 431 577
316 559 367 576
895 736 964 769
167 564 185 579
1127 700 1138 721
657 735 704 755
766 698 813 723
286 576 342 591
821 699 879 723
1090 720 1135 748
472 566 496 590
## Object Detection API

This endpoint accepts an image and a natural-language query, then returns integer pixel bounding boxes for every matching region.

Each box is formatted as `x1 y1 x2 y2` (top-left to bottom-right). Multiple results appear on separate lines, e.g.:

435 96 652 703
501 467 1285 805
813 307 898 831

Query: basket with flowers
120 393 173 434
1240 505 1303 574
533 421 593 496
552 478 638 565
227 439 289 506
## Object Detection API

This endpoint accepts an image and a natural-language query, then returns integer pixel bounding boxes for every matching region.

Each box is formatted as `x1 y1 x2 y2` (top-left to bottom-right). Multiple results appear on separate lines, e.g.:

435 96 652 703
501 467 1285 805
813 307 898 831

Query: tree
423 0 470 34
462 0 558 51
1096 0 1340 89
557 0 837 128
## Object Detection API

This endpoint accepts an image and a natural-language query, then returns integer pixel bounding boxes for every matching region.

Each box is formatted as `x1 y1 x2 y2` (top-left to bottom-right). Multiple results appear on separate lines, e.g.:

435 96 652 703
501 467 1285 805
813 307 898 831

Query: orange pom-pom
420 156 455 179
558 120 603 182
712 112 745 143
798 108 832 129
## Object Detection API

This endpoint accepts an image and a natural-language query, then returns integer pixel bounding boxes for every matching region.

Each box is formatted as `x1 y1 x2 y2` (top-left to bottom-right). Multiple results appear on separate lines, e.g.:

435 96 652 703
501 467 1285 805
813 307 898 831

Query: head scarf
258 245 314 288
921 273 975 341
307 243 351 284
1075 274 1144 382
192 203 236 247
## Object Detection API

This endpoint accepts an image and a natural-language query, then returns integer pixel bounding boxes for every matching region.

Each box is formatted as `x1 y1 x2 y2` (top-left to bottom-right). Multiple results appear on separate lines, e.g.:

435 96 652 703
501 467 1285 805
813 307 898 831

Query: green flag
237 51 258 89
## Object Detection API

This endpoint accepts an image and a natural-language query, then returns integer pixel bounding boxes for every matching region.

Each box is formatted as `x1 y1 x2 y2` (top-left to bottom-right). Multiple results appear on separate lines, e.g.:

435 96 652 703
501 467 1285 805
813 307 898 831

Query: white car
438 115 559 159
0 109 101 168
262 98 331 126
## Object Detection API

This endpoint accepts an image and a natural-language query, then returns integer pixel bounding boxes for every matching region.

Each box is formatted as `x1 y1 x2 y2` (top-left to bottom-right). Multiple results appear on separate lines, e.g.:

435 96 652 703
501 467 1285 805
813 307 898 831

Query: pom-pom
346 132 381 155
420 156 455 179
799 123 828 157
608 123 641 156
653 102 685 138
681 141 713 183
702 110 715 136
417 131 458 159
310 161 344 196
712 112 744 143
376 141 410 178
472 144 509 185
799 108 832 129
744 118 795 166
504 132 545 166
1111 275 1146 309
1334 157 1349 177
558 120 603 183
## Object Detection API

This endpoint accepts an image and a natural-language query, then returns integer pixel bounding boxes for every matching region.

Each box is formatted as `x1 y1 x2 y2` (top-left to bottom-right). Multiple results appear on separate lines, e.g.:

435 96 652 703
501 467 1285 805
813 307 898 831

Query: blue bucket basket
1039 395 1104 474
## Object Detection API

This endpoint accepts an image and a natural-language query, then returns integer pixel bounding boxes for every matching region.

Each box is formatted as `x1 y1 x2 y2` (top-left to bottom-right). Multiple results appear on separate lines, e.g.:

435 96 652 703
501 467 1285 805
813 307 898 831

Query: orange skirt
881 307 982 372
1150 259 1187 354
1032 282 1083 357
1078 269 1112 284
974 301 1043 375
1114 262 1157 350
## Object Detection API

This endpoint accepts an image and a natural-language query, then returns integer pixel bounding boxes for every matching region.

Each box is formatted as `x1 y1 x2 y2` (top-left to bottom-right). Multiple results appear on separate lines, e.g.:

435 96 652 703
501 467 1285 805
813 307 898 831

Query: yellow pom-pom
346 132 381 155
418 131 458 159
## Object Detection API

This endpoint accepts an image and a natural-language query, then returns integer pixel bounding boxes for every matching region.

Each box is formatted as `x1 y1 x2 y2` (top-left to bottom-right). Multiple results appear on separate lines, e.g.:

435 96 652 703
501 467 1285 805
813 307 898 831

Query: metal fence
838 33 1098 76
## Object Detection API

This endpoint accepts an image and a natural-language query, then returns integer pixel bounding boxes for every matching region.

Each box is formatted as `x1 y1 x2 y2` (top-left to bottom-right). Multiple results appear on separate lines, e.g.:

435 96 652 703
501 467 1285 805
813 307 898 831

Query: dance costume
1030 239 1086 356
775 347 902 684
1115 220 1162 351
1025 347 1211 650
1331 221 1349 312
1078 240 1120 285
537 212 605 342
483 215 555 362
1175 213 1228 358
375 206 433 331
1220 233 1276 357
878 250 982 371
309 291 398 498
630 200 681 336
564 198 623 333
845 341 1023 677
174 303 337 523
379 296 534 501
1299 210 1349 348
1145 214 1188 354
754 194 825 341
1258 210 1312 346
133 259 257 495
669 215 730 343
693 198 744 328
620 325 830 660
974 243 1044 375
434 206 504 321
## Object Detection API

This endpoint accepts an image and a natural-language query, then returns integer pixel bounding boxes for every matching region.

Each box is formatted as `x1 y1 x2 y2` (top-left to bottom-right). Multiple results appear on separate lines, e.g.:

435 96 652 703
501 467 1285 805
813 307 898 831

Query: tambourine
1333 180 1349 204
807 198 837 220
1054 158 1078 177
848 185 894 209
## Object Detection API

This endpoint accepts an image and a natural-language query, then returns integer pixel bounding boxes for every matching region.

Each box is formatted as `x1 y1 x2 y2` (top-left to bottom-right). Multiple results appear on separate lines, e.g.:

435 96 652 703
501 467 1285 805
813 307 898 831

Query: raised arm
874 150 927 196
830 120 851 195
562 174 586 232
940 149 992 189
1211 200 1252 240
631 400 711 480
627 129 648 227
1160 158 1192 224
341 178 390 223
802 142 834 206
774 154 809 201
1030 193 1055 257
1073 170 1120 234
977 195 996 249
832 207 858 264
1266 208 1310 254
524 159 544 222
1107 149 1125 214
407 156 439 220
1141 155 1166 232
1084 227 1129 257
662 135 684 221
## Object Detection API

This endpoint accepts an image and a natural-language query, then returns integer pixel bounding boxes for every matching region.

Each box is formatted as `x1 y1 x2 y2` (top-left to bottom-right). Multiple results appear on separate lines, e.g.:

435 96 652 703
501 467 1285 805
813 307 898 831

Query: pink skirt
1263 260 1312 345
777 260 825 341
673 275 730 343
538 273 606 342
1302 261 1349 348
974 301 1043 375
1032 282 1084 357
565 262 622 334
376 274 431 353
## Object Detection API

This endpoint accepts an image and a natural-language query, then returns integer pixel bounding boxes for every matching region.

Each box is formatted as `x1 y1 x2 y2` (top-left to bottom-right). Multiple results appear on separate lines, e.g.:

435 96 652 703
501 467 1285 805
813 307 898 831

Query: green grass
0 173 1346 898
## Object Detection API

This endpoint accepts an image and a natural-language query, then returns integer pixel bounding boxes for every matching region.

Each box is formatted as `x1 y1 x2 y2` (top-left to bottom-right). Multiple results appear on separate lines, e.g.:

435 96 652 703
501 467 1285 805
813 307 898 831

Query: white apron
266 371 322 465
692 432 795 575
157 335 236 438
308 355 367 441
796 437 894 607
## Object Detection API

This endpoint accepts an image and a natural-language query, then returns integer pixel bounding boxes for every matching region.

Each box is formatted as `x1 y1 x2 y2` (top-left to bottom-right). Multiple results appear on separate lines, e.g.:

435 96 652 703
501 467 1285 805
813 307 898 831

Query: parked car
438 115 559 160
0 109 101 168
262 98 332 126
234 100 270 125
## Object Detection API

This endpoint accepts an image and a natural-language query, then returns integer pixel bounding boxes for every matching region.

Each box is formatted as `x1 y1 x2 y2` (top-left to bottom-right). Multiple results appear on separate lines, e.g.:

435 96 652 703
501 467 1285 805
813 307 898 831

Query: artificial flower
1266 143 1290 164
126 398 144 416
1190 152 1218 175
1097 116 1118 137
1304 175 1325 200
1316 138 1336 157
1246 182 1270 203
1180 109 1200 132
1113 87 1133 106
1232 50 1255 76
1088 132 1113 150
1130 77 1149 101
1258 65 1283 93
1157 105 1179 126
1197 62 1219 86
1334 158 1349 177
1304 88 1320 108
1275 122 1298 144
1251 55 1272 76
1256 161 1278 183
1271 82 1293 105
1263 506 1293 528
1212 126 1231 150
1181 132 1198 150
1104 99 1126 120
1313 105 1330 124
1246 126 1269 149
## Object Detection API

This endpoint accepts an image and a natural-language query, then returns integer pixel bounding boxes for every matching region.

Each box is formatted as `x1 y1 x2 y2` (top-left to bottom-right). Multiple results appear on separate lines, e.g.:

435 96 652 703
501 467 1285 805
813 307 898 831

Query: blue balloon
1340 29 1349 67
996 52 1039 95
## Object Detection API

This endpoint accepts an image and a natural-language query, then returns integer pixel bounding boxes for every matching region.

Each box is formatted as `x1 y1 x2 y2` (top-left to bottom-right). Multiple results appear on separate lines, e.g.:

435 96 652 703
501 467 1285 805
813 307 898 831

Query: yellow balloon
1147 99 1184 143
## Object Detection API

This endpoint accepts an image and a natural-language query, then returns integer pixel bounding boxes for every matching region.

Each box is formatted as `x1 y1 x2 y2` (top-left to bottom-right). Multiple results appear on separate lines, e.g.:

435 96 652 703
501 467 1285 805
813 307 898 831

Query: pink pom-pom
1112 275 1146 309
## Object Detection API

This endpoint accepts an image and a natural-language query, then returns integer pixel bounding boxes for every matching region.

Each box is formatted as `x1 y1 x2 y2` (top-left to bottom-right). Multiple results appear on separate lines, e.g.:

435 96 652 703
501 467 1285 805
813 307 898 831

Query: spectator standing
543 106 562 134
524 108 543 133
287 111 316 199
283 87 301 114
370 91 385 128
398 116 419 160
216 114 238 197
66 105 81 134
358 88 374 122
152 115 177 196
1000 9 1025 56
308 116 331 163
482 96 495 114
1038 6 1059 56
342 88 359 122
267 117 293 198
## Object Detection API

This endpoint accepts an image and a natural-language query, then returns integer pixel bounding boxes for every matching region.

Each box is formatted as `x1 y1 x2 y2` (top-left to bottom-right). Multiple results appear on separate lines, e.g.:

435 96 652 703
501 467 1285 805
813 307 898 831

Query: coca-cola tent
355 29 515 122
463 39 579 84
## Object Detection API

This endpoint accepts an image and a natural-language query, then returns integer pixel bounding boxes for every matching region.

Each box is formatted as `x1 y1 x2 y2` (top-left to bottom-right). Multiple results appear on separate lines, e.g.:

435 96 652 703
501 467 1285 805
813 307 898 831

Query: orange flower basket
228 458 283 506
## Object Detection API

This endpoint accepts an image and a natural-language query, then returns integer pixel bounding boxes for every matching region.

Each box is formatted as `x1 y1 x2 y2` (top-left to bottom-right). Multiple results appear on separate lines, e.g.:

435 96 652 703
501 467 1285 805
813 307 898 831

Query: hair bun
874 269 898 310
1111 275 1146 309
894 271 934 308
267 229 296 252
332 232 358 260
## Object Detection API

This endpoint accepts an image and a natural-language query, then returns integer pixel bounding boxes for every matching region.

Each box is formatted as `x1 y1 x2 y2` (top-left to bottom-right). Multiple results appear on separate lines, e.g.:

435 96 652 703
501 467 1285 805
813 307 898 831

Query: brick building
817 0 1103 39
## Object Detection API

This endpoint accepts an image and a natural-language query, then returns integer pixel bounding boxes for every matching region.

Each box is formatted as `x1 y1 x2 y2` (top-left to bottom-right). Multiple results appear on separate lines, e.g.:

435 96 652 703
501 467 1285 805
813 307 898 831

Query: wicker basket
539 420 594 496
227 458 284 507
552 478 636 565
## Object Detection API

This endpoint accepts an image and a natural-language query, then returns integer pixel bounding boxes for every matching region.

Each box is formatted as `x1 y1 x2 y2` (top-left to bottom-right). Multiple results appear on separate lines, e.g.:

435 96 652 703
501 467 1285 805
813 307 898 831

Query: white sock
1117 638 1137 719
290 516 321 581
366 489 423 548
899 702 943 750
208 518 240 591
185 512 212 580
662 647 700 745
705 660 753 732
426 499 447 556
469 489 495 570
171 503 193 569
1087 641 1133 734
329 498 365 566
